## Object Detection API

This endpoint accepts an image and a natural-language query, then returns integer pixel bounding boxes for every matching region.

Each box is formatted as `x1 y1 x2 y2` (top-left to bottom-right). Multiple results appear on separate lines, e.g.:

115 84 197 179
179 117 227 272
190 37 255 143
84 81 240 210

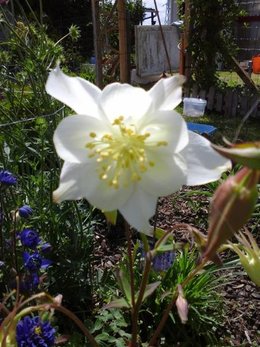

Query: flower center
34 326 42 335
86 116 167 189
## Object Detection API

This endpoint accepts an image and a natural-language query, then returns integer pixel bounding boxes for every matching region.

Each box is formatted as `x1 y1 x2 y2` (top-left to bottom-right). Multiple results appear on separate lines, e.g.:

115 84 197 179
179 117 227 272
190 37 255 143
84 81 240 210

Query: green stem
131 250 152 347
148 258 208 346
124 221 136 309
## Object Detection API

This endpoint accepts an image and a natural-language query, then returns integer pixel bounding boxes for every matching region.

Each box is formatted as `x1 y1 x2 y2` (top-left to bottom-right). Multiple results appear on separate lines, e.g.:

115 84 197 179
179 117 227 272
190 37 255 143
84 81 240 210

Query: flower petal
46 66 102 117
119 189 158 234
53 162 133 211
141 110 189 153
100 83 152 123
148 75 185 111
53 115 111 163
184 131 231 186
140 152 187 196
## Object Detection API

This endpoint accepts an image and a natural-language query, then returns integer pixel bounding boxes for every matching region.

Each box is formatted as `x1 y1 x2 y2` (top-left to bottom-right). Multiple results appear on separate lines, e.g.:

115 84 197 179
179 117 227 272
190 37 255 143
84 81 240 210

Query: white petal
148 75 185 111
46 66 102 117
53 162 133 210
141 110 189 153
100 83 152 123
140 152 187 196
184 131 232 186
54 115 111 163
119 189 157 235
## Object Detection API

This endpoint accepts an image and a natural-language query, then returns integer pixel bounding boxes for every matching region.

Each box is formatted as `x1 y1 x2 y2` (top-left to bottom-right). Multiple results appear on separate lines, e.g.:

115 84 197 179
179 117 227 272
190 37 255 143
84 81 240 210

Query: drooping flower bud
203 167 259 261
176 285 188 324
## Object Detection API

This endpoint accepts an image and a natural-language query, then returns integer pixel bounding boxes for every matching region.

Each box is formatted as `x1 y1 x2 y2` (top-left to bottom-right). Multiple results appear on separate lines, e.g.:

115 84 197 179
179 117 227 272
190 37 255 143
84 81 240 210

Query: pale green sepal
103 210 118 225
212 142 260 169
135 281 161 303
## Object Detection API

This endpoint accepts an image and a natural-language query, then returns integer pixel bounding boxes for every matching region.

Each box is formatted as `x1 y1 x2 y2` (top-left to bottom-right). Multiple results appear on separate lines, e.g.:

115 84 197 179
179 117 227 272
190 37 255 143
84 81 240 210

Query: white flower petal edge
120 189 158 235
184 131 232 186
100 83 152 123
53 115 111 163
148 74 186 112
53 162 133 211
45 66 103 117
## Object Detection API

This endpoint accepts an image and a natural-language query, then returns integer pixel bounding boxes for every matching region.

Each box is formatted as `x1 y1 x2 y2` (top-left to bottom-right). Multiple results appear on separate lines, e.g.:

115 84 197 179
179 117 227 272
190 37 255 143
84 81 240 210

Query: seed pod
203 167 259 261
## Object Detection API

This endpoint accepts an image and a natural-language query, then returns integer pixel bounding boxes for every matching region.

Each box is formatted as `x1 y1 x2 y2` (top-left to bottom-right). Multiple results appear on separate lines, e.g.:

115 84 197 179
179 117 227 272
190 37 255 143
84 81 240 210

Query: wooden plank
199 90 206 100
224 90 233 117
229 55 259 93
191 84 198 97
231 91 238 117
240 95 248 118
215 92 223 113
207 86 215 111
249 95 259 118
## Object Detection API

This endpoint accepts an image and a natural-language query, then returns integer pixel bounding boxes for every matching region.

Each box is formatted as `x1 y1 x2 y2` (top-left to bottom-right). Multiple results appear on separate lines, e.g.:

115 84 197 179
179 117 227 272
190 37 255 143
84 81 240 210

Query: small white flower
46 67 230 234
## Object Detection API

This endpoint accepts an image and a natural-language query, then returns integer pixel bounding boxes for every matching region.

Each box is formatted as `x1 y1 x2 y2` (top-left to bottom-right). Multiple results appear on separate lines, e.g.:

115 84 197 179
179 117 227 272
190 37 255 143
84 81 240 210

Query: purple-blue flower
138 241 175 272
18 205 33 218
23 252 52 272
40 242 52 253
20 229 40 248
16 315 56 347
0 170 17 185
152 251 176 272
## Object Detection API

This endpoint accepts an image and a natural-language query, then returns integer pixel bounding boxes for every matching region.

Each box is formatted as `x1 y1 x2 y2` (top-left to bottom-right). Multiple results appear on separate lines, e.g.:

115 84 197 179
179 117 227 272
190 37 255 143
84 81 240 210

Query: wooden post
183 0 192 81
91 0 103 88
117 0 130 83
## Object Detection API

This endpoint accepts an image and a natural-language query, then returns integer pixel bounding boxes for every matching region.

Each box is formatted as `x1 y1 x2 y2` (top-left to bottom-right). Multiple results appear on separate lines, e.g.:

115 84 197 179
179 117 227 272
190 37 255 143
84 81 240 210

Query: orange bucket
252 55 260 74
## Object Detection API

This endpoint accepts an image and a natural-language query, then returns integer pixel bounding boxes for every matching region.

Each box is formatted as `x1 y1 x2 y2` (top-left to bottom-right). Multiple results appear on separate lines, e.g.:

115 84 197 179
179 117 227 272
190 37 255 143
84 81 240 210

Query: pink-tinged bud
203 167 259 261
176 285 188 324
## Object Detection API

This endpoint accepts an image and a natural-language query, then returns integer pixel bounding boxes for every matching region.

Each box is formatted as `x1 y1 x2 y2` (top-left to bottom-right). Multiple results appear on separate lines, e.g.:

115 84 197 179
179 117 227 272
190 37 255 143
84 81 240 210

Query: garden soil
94 188 260 347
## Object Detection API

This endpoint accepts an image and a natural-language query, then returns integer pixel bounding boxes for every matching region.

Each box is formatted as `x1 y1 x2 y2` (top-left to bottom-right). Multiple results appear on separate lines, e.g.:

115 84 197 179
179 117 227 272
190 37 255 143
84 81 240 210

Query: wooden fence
184 84 260 118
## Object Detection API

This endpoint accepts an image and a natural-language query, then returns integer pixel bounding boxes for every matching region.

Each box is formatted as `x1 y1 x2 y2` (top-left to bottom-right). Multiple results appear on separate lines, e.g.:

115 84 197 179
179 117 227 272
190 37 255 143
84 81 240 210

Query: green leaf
115 268 132 305
103 210 118 224
156 244 175 253
135 281 161 303
212 142 260 169
95 332 110 342
154 227 173 242
103 297 130 309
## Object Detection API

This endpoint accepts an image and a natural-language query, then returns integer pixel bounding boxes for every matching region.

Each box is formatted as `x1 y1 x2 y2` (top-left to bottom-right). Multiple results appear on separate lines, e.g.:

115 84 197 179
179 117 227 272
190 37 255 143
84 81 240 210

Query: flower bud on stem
203 167 259 261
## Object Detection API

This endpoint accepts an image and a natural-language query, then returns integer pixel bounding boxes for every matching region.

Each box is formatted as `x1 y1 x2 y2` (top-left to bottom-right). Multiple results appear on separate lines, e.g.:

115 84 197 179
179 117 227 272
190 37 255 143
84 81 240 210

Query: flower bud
203 167 259 261
229 231 260 287
176 285 188 324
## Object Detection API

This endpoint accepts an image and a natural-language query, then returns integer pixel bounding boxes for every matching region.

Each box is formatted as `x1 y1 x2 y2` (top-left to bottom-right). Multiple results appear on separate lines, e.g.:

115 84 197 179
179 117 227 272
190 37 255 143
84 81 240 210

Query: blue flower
18 205 33 218
16 315 56 347
20 229 40 249
40 242 52 253
0 170 17 186
23 252 52 272
152 251 175 272
138 241 175 272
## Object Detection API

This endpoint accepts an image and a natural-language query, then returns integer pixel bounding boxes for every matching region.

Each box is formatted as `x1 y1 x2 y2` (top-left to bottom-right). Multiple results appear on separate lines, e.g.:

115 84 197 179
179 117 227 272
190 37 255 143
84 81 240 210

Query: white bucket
183 97 207 117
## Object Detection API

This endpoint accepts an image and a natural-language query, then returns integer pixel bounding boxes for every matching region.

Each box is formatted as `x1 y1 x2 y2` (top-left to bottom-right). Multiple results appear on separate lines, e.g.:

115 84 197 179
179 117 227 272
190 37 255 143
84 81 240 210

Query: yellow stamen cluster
34 326 42 335
86 116 167 189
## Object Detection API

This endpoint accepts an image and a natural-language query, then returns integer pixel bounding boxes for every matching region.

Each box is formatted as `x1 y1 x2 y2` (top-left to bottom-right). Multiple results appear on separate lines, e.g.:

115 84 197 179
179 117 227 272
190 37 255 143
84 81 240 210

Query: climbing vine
178 0 246 89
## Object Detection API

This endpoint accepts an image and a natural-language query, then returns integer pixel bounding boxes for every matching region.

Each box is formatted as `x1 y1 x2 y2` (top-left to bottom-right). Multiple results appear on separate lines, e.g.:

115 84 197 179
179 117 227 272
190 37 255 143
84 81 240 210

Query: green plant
137 246 238 346
178 0 245 88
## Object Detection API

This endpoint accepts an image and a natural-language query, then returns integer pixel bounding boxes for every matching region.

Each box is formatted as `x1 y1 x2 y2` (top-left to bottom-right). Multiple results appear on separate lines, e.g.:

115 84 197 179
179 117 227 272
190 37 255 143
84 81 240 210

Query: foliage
99 0 145 83
138 246 234 346
178 0 245 88
0 6 99 326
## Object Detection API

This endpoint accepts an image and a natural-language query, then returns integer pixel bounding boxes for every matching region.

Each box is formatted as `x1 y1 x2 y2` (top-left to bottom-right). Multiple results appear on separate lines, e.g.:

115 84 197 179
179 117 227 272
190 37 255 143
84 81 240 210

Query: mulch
94 187 260 346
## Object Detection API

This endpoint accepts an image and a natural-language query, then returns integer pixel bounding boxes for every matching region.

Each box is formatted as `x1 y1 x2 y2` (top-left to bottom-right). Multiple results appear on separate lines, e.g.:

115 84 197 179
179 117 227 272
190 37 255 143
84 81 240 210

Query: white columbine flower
46 67 230 234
